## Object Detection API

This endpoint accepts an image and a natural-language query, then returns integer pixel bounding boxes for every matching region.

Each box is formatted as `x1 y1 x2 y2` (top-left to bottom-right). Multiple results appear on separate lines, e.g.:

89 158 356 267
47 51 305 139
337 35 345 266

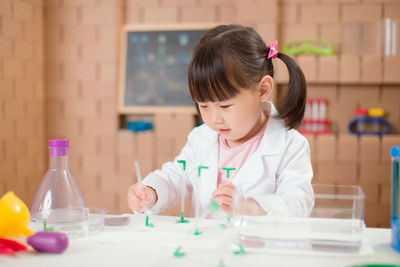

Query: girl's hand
211 180 236 216
127 183 157 213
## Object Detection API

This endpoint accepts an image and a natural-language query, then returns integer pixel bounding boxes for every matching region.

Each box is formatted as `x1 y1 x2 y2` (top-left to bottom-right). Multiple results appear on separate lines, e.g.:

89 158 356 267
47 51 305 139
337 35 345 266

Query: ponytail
275 53 306 129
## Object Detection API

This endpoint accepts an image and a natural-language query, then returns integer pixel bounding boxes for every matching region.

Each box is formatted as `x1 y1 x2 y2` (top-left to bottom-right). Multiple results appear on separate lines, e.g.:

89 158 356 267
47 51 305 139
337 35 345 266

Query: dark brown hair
188 24 306 129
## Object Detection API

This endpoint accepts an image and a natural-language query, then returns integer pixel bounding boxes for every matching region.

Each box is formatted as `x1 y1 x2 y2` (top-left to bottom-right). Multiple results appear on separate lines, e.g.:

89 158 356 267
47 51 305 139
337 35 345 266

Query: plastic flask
30 139 87 225
391 146 400 253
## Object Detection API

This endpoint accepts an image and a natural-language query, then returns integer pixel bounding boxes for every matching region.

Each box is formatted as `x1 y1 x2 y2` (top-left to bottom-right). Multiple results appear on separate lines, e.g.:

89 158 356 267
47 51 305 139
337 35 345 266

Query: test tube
134 161 154 227
391 146 400 253
354 108 368 134
303 99 312 132
194 166 208 235
318 98 327 133
368 108 385 135
311 98 319 133
177 160 189 223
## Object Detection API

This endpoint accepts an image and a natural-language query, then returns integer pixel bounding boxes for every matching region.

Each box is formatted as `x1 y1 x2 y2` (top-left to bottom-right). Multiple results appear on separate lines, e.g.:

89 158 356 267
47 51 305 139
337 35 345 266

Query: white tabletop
1 215 400 267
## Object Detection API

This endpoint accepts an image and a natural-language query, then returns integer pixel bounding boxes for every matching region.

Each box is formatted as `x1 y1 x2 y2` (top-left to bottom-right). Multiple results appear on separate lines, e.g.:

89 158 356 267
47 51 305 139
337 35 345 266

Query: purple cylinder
48 139 69 156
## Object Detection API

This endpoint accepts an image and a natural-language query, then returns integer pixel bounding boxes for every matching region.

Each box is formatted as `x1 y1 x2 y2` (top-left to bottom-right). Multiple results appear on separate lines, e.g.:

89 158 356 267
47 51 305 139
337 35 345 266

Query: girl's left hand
211 180 236 216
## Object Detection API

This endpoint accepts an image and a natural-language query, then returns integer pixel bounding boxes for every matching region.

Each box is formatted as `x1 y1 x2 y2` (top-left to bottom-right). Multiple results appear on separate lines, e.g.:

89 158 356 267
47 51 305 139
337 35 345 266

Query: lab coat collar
259 102 287 156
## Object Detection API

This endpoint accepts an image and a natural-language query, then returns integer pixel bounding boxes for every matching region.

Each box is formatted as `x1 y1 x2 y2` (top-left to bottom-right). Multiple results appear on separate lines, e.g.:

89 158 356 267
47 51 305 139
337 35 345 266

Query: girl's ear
258 75 274 102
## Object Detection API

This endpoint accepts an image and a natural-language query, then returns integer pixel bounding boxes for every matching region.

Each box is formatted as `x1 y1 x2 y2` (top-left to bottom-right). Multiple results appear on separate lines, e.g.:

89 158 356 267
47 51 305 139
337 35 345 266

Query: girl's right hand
127 183 157 213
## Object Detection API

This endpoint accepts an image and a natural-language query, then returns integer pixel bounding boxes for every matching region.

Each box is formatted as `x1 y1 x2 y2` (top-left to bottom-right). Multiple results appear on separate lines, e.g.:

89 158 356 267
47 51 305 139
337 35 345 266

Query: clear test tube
304 99 312 132
391 146 400 253
311 98 319 133
368 108 385 134
318 98 327 133
354 108 368 134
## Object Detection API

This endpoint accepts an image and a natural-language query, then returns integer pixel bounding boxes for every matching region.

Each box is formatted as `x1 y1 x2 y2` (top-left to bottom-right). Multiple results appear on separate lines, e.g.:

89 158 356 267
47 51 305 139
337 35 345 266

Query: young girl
127 24 314 217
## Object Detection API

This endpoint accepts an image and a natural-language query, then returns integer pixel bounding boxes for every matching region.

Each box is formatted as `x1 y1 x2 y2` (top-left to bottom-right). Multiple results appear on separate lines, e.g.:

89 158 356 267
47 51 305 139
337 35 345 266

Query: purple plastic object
27 232 68 254
48 139 69 156
49 139 69 148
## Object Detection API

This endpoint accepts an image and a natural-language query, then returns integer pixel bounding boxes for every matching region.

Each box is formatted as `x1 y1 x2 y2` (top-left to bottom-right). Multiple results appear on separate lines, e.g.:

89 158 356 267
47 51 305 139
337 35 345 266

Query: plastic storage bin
233 184 365 254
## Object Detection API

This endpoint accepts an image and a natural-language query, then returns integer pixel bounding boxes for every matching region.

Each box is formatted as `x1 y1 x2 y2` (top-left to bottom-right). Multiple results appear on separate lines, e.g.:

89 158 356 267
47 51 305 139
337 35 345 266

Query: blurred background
0 0 399 227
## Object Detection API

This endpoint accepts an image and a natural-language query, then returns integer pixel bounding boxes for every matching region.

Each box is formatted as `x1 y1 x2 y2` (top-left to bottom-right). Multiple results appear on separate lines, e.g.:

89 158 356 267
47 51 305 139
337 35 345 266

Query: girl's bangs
188 54 241 103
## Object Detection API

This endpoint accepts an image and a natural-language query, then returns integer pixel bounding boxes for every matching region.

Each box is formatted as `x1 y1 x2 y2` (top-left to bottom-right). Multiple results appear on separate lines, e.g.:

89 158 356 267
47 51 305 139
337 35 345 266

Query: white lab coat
143 102 314 217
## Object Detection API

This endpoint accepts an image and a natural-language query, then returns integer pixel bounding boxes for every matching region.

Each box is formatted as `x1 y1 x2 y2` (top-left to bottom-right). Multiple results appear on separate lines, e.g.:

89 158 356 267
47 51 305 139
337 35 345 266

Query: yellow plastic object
368 108 385 117
0 191 33 237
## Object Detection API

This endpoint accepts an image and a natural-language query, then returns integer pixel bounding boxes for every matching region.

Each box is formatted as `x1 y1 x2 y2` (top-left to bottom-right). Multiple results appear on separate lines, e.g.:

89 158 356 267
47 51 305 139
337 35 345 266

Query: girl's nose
212 110 224 124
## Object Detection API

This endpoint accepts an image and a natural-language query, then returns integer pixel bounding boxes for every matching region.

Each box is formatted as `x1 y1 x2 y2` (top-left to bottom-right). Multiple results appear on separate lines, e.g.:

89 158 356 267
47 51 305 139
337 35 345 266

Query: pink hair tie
267 40 278 59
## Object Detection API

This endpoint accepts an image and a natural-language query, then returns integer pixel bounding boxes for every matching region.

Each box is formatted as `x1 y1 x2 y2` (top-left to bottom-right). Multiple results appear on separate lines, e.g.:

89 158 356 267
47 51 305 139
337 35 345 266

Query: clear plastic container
233 184 366 254
30 139 104 238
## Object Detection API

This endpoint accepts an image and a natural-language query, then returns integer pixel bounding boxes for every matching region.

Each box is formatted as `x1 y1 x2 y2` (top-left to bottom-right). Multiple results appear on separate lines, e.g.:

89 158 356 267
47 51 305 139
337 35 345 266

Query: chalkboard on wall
118 25 212 114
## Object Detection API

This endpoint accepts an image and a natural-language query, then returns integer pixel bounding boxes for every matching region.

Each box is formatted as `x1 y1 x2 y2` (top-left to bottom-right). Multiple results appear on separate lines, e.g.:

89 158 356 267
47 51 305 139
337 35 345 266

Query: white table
1 215 400 267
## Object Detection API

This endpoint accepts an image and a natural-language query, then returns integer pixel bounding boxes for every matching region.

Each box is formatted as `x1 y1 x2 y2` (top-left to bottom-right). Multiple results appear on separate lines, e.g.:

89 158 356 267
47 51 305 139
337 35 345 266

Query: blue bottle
391 146 400 253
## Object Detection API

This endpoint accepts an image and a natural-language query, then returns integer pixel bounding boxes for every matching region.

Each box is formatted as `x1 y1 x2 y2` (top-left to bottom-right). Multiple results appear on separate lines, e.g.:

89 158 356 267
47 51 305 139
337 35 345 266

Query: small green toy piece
193 226 202 236
198 165 209 177
145 215 154 228
173 246 186 258
176 160 190 224
176 211 189 223
282 39 334 56
233 243 246 255
217 259 226 267
43 220 54 232
177 160 186 171
208 199 220 211
222 167 236 179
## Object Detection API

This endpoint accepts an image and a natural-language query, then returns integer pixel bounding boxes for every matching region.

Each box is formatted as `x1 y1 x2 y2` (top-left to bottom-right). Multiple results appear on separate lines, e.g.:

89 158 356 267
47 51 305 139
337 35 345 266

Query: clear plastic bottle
30 139 87 225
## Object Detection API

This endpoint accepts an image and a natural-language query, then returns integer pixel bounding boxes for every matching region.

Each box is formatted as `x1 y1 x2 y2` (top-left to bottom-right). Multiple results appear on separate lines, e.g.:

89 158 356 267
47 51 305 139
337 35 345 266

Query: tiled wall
0 0 46 205
1 0 399 227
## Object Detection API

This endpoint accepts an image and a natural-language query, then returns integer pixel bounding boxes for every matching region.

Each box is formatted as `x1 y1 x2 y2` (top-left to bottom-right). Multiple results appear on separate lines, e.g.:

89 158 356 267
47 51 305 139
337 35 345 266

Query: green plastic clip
198 165 209 177
173 246 186 258
222 167 236 179
233 244 246 255
217 259 226 267
43 220 54 232
177 160 186 171
193 226 202 236
208 199 220 211
176 211 189 223
145 215 154 228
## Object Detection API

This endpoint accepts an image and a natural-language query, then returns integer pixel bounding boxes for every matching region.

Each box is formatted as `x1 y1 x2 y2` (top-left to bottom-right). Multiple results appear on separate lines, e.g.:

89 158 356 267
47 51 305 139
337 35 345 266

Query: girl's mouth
218 129 230 134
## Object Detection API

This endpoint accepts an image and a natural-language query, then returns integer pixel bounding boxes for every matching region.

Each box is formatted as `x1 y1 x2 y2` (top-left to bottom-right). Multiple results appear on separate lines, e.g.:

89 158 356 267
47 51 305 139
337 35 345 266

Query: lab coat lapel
233 102 286 188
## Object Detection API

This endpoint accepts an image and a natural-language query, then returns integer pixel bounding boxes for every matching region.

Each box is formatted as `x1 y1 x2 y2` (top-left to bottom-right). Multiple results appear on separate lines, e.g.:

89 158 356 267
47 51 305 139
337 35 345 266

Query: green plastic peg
222 167 236 179
145 215 154 228
198 165 209 177
43 220 54 232
177 160 186 171
173 246 186 258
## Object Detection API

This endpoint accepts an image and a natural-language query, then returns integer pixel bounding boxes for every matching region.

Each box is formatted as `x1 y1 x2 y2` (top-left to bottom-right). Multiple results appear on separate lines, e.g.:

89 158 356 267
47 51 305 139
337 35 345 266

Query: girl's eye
199 105 208 109
220 104 232 109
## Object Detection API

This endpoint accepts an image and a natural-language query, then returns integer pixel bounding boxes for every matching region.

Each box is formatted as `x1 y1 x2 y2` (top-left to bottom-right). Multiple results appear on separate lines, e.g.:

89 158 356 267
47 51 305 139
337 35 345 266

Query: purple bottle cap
48 139 69 156
49 139 69 148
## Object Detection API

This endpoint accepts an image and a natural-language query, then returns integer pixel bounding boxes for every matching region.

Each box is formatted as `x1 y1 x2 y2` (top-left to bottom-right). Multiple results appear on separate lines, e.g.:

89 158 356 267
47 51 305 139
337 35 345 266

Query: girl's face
197 86 269 148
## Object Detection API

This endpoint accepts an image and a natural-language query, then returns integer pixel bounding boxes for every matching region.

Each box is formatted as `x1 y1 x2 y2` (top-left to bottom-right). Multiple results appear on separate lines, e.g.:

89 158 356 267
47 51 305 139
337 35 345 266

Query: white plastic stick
134 161 143 184
134 161 151 216
180 177 185 214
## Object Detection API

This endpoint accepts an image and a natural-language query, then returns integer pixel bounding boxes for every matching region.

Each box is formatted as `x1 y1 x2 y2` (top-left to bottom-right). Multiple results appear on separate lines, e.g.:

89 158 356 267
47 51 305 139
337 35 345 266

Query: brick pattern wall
44 0 124 212
0 0 46 205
